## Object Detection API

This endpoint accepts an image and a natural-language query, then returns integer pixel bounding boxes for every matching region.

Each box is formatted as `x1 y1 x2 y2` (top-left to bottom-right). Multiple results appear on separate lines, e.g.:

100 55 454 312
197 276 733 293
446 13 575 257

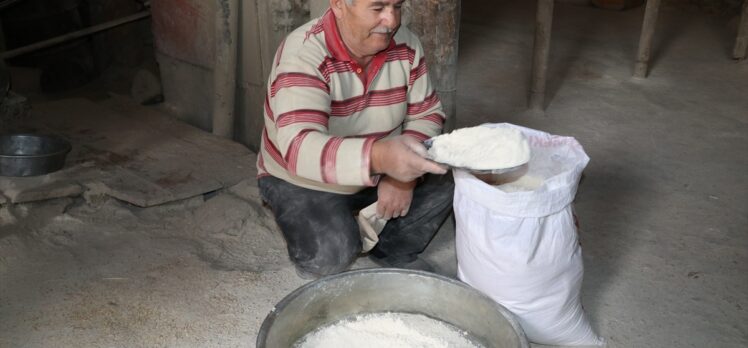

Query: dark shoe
369 255 436 273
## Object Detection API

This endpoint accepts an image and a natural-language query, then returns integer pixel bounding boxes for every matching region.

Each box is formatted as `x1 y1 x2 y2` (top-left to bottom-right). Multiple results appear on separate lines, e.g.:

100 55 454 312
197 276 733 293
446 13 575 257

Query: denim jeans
258 174 454 277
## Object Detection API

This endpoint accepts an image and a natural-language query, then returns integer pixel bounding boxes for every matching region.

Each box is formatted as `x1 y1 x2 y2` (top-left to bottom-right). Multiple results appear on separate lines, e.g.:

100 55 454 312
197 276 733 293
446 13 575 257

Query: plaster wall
151 0 308 151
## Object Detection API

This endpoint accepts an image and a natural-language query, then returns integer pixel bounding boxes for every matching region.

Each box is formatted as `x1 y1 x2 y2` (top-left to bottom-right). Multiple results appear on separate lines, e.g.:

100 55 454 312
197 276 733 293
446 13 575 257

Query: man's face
332 0 404 59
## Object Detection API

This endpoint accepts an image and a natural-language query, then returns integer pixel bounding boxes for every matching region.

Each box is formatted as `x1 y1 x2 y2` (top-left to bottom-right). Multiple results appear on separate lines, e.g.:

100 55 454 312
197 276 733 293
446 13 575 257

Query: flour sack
455 123 604 346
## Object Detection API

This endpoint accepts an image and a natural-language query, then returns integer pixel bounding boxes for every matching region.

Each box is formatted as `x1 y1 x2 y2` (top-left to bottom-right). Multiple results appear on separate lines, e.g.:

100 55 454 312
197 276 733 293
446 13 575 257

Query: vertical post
529 0 554 111
404 0 461 132
733 0 748 60
634 0 661 78
212 0 239 138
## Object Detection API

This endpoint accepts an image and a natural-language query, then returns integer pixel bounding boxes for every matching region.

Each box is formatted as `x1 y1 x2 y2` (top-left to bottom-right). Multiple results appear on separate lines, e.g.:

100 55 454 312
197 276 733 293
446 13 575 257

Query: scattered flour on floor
295 312 482 348
495 175 544 192
427 126 530 170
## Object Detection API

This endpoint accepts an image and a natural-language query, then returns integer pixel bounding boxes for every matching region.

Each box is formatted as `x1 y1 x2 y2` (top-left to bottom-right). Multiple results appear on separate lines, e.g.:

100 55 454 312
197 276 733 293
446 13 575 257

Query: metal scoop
423 138 528 175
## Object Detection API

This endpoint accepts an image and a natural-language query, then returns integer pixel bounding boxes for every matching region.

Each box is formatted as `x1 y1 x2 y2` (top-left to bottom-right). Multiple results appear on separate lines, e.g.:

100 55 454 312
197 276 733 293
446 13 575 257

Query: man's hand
371 135 447 182
377 176 416 219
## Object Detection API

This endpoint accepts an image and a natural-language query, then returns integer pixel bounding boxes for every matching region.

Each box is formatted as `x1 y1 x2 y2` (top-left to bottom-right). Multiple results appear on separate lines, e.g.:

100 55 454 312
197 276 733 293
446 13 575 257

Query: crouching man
257 0 453 278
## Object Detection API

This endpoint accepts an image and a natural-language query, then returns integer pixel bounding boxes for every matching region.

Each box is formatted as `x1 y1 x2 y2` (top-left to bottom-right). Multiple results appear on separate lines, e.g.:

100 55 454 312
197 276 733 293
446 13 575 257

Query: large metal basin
0 134 71 177
257 268 529 348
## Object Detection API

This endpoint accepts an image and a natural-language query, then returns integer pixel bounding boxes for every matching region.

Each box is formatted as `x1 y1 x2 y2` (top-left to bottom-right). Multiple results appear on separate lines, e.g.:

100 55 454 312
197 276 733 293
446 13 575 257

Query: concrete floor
1 0 747 347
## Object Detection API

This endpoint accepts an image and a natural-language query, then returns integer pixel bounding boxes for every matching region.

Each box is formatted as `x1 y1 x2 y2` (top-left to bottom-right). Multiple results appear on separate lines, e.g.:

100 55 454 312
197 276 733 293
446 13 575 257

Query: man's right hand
370 135 448 182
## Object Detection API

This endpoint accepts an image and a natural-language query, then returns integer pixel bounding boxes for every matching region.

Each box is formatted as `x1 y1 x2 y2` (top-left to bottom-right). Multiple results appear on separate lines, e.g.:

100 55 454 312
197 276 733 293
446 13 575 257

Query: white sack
455 123 604 346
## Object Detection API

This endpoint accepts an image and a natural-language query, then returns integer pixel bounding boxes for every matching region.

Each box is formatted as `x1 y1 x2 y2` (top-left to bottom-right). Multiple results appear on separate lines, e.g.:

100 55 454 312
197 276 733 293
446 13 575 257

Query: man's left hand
377 176 417 219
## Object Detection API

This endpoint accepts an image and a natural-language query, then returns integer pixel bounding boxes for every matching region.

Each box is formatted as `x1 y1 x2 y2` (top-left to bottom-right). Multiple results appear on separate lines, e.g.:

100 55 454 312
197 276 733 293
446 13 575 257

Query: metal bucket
257 268 529 348
0 134 71 177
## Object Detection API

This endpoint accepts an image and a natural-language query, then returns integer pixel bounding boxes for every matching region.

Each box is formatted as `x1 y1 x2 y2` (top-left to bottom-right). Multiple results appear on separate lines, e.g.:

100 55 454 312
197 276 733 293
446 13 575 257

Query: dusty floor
1 0 747 347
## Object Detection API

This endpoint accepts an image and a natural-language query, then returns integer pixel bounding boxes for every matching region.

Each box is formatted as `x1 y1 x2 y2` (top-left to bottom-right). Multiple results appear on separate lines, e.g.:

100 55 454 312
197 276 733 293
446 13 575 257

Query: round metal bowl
257 268 529 348
0 134 71 177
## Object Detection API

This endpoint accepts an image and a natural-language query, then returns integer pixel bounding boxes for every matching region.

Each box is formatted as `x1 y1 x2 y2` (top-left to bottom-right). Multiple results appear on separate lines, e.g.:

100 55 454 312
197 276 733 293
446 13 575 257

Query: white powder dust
295 312 482 348
427 126 530 170
495 175 544 192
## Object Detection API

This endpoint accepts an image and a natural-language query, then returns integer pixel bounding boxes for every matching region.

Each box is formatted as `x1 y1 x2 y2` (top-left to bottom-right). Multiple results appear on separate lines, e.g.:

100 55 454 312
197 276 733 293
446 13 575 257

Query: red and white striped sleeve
268 49 378 187
402 39 446 142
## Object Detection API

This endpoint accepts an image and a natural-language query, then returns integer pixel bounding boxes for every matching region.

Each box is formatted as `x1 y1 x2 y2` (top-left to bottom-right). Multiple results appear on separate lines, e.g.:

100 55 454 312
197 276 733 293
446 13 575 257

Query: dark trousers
258 174 454 277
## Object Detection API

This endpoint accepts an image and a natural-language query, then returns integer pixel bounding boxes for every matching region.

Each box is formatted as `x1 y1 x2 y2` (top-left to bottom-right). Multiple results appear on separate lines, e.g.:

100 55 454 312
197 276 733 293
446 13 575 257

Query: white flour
295 312 482 348
495 175 544 192
427 126 530 170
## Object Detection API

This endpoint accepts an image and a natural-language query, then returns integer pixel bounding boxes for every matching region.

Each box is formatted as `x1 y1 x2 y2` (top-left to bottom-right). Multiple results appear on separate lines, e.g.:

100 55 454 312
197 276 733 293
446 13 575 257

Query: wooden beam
529 0 554 111
733 0 748 60
405 0 461 131
634 0 662 78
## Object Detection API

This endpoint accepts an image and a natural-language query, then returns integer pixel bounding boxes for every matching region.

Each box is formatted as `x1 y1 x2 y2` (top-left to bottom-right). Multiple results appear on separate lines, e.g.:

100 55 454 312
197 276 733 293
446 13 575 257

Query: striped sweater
257 10 446 194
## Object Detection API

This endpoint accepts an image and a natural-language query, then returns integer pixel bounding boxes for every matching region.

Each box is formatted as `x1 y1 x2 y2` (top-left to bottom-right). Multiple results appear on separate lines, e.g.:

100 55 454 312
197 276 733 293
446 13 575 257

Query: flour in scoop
427 126 530 170
295 312 482 348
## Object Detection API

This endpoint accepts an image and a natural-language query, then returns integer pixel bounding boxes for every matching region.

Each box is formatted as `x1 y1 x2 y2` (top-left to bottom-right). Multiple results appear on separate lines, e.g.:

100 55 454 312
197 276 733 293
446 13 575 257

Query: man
257 0 453 278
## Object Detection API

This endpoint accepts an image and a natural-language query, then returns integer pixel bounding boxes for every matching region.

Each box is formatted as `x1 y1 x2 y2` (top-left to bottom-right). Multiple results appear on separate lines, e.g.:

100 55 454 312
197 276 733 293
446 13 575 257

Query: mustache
372 27 394 34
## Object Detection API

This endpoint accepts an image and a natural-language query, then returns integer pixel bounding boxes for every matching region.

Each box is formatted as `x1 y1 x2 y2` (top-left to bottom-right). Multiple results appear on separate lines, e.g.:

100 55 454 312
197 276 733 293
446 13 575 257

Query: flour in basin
295 312 483 348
